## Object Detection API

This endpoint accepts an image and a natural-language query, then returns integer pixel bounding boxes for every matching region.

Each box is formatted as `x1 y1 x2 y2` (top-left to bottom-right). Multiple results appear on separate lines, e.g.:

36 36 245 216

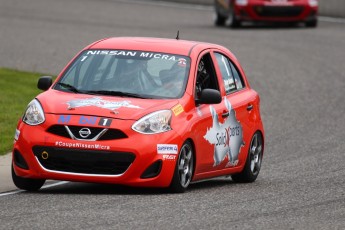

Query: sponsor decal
157 144 178 154
79 116 97 125
58 115 71 124
177 58 187 67
172 104 184 116
55 141 110 150
66 97 141 111
139 52 177 61
58 115 113 127
14 129 20 141
204 98 244 167
162 154 177 161
86 50 179 61
87 50 137 57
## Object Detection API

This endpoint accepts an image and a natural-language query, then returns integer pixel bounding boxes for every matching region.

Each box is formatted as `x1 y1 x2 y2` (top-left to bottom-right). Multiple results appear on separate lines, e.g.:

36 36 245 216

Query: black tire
306 19 318 28
231 131 263 183
215 12 227 26
12 164 45 191
230 15 241 28
231 18 242 28
169 141 194 193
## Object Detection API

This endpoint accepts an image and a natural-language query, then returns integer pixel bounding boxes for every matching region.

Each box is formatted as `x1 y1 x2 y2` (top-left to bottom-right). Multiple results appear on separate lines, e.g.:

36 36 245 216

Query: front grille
46 125 127 140
253 6 304 17
33 146 135 175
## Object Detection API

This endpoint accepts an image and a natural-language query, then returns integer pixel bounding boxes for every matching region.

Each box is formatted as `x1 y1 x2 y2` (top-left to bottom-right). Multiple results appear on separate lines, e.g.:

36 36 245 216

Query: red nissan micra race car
214 0 318 27
12 37 264 193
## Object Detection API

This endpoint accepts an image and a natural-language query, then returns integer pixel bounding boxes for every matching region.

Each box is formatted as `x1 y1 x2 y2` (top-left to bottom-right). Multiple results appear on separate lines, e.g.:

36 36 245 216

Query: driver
159 62 186 96
119 59 147 91
195 59 210 99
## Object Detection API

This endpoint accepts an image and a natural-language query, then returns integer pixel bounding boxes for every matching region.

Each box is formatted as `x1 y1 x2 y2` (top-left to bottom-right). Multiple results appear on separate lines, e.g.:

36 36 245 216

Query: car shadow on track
31 177 237 195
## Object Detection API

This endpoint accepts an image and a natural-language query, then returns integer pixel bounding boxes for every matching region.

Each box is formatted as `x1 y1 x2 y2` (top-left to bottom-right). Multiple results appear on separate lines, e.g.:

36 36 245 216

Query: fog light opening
140 160 162 179
14 150 29 170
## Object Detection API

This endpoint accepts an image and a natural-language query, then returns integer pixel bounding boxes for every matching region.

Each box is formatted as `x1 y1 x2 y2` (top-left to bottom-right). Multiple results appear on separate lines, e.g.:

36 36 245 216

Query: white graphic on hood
204 98 244 167
66 97 141 111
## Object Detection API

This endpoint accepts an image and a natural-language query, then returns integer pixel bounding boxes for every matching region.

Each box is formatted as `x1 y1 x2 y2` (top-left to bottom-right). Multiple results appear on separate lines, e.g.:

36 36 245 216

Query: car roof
87 37 226 56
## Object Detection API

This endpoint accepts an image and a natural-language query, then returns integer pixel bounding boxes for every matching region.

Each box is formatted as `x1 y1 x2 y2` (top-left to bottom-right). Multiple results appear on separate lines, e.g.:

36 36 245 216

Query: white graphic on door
204 98 244 167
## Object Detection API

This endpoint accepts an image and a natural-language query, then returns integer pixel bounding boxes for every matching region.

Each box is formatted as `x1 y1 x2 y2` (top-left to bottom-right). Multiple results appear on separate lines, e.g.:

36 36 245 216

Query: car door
191 51 230 175
212 51 258 168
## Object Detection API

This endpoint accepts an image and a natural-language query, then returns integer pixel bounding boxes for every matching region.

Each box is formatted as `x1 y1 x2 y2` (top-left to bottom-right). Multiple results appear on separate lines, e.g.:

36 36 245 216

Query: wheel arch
184 138 197 182
242 129 265 165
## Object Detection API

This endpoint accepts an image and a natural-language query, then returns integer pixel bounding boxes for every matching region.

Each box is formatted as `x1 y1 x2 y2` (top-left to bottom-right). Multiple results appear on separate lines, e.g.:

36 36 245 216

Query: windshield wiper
57 82 80 93
85 90 146 98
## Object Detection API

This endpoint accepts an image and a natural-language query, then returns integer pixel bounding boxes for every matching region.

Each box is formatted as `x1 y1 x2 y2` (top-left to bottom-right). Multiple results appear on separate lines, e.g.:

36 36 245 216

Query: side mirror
196 89 222 105
37 76 53 91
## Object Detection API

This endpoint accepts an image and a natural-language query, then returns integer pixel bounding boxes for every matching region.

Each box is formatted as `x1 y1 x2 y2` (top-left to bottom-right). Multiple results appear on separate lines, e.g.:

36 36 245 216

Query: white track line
41 181 69 189
0 181 69 197
0 190 23 197
319 16 345 24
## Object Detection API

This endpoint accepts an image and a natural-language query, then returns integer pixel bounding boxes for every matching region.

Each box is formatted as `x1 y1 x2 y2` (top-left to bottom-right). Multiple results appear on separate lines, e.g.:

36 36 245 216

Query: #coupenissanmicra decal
204 98 244 167
66 97 141 111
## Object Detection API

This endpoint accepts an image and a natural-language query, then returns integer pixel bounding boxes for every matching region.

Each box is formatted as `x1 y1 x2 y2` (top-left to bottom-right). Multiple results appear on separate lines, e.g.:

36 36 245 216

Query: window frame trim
213 51 247 96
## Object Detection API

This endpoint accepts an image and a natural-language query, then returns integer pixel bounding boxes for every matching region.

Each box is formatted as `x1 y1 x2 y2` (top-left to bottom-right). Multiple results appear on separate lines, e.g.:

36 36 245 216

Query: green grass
0 68 50 155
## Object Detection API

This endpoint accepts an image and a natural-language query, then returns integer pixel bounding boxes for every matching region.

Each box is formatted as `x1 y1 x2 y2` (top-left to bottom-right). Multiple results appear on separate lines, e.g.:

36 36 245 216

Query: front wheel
214 12 227 26
12 164 46 191
231 131 263 183
305 19 318 28
228 5 241 28
169 141 194 193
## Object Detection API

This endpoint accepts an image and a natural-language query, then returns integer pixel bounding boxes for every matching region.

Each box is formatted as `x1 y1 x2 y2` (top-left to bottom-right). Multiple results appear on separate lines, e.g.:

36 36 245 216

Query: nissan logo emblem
79 128 91 138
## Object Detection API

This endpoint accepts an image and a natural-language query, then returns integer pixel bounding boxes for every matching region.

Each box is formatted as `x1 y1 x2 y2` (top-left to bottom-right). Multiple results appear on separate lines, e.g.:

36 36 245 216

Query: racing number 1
98 118 112 127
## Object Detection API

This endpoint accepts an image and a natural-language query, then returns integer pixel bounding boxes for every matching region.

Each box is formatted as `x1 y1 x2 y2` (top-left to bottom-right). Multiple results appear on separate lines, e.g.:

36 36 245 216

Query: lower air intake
32 146 135 175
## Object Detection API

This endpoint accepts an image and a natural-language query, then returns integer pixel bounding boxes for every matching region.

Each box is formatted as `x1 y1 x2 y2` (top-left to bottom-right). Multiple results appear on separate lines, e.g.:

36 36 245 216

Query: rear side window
214 52 245 94
230 62 244 90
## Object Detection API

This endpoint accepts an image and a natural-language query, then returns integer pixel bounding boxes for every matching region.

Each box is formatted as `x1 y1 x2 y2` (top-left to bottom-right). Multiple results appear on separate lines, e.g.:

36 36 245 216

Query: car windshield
55 50 191 99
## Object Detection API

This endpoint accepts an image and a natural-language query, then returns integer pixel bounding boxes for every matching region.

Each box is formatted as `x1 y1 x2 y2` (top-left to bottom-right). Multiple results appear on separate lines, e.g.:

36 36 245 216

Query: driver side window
195 53 219 99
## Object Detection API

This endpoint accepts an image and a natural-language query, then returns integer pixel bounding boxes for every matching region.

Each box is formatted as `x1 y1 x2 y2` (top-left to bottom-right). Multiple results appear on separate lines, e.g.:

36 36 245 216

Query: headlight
309 0 318 7
235 0 248 6
132 110 172 134
22 99 45 125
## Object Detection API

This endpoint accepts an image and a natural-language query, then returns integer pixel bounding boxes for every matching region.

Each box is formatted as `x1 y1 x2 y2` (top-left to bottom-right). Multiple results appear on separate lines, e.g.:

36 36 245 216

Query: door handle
222 111 229 118
247 104 253 111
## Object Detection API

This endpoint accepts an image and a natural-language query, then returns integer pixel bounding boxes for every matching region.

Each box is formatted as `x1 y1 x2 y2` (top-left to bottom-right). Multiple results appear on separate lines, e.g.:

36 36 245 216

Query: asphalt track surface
1 0 345 229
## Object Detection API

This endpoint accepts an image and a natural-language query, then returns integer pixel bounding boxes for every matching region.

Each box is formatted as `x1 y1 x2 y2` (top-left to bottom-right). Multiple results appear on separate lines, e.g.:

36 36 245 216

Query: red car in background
215 0 318 28
12 37 264 193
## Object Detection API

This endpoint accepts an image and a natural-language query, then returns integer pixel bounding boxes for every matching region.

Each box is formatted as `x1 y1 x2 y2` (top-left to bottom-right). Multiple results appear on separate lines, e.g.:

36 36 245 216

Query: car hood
37 90 179 120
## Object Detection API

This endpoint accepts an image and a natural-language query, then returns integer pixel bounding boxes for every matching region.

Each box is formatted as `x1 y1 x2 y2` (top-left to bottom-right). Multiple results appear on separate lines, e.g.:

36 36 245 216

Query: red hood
36 90 179 120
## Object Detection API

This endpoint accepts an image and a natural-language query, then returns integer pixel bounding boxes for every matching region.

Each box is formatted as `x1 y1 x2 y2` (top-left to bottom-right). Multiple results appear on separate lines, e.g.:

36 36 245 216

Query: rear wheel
169 141 194 193
12 164 45 191
232 132 263 182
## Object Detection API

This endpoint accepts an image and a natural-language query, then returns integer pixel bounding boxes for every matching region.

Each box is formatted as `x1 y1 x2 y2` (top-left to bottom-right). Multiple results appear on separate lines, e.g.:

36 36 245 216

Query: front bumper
12 114 182 188
234 2 318 22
